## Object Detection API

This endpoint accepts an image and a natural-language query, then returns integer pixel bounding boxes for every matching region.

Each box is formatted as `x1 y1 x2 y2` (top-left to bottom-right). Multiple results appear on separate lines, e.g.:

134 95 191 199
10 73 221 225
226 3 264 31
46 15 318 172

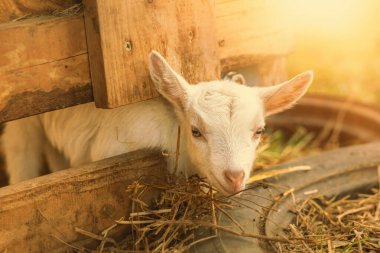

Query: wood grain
0 15 87 73
83 0 220 108
0 150 166 252
0 54 92 123
0 0 292 121
0 15 91 123
0 0 80 22
217 0 293 71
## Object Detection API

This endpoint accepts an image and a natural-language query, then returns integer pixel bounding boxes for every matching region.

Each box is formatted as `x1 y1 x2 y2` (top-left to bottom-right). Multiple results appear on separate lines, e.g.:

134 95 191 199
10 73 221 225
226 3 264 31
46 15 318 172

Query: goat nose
224 170 245 187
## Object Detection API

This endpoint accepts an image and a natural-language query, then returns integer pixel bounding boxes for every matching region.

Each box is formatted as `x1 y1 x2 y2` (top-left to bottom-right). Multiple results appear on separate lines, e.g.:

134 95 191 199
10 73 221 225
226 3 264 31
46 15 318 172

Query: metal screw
124 41 132 51
188 30 194 41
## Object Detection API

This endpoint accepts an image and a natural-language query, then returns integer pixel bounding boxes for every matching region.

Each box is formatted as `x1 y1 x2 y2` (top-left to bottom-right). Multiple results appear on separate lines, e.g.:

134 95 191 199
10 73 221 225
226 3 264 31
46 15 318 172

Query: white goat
2 51 313 195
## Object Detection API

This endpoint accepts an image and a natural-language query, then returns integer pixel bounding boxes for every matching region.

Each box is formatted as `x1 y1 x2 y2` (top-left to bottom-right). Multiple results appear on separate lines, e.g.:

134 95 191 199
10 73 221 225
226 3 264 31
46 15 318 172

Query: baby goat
2 51 313 195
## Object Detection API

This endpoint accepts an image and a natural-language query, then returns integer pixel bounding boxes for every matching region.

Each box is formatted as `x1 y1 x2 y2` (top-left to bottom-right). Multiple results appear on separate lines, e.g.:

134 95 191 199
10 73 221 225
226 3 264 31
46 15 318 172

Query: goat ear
149 51 189 110
259 71 313 116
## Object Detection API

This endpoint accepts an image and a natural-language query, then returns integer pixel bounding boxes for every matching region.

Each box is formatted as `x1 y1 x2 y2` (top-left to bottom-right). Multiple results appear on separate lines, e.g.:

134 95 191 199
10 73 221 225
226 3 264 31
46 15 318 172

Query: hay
10 3 83 22
278 189 380 252
248 166 312 184
72 175 306 253
274 166 380 253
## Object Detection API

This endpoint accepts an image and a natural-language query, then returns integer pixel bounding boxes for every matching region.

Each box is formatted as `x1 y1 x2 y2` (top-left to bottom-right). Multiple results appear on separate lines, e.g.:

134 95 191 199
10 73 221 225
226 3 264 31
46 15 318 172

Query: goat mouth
208 173 238 196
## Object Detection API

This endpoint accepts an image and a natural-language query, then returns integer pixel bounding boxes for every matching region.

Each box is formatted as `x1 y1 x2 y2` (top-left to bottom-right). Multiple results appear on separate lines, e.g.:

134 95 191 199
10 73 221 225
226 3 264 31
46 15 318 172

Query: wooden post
83 0 220 108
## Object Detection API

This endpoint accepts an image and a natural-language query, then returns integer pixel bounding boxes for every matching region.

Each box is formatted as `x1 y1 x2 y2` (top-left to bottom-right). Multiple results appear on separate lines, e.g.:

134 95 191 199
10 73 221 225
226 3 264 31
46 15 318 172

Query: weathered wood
0 0 292 121
0 54 92 122
0 150 166 252
0 0 80 22
83 0 220 108
0 15 87 73
0 1 291 75
217 0 293 72
0 15 91 122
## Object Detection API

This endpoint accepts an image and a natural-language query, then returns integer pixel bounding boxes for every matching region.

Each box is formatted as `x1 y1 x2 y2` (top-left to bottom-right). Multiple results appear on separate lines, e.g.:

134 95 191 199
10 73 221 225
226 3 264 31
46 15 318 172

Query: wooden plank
0 15 90 122
83 0 220 108
0 15 87 73
0 0 80 22
0 0 292 121
0 54 92 122
0 150 166 252
0 2 292 75
216 0 293 71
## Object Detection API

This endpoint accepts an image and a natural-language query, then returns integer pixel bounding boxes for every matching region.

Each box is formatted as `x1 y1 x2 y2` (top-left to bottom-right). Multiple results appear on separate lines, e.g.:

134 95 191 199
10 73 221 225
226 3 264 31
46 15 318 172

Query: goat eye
254 127 265 138
191 126 202 138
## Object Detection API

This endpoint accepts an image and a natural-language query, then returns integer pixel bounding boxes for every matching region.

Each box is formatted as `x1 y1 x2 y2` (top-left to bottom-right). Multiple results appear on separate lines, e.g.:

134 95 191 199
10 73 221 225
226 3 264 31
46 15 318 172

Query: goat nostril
224 170 245 184
224 171 233 183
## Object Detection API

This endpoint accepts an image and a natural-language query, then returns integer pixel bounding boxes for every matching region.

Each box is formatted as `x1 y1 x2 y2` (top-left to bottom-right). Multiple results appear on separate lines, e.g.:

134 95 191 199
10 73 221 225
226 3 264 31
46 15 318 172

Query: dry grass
72 175 305 253
69 159 380 253
10 3 83 22
278 188 380 253
73 168 380 253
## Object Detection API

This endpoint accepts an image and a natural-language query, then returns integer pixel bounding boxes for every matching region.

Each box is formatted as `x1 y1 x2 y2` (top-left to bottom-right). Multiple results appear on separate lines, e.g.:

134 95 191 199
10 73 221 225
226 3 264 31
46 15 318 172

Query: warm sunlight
279 0 380 103
282 0 364 35
1 1 380 251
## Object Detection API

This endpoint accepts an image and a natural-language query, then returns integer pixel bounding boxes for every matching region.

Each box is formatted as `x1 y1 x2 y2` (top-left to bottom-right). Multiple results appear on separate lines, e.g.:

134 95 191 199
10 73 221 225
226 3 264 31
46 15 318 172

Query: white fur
2 51 313 195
